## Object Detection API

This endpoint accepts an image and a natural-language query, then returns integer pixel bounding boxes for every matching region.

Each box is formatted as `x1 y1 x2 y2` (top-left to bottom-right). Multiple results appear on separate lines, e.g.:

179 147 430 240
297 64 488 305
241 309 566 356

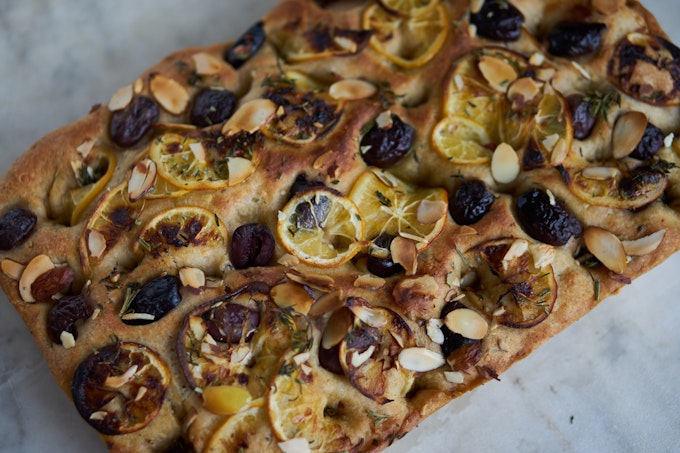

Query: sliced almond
664 133 675 148
76 139 95 158
507 77 543 108
549 138 568 166
351 344 376 367
491 142 520 184
375 110 394 129
372 168 399 188
278 437 312 453
348 301 388 328
583 226 627 274
444 308 488 340
104 365 139 389
470 0 484 13
133 78 144 94
416 199 447 225
192 52 227 75
541 133 560 152
333 35 358 53
353 274 386 290
622 229 665 256
398 347 445 372
503 238 529 263
426 318 445 345
87 230 107 258
612 111 648 159
226 157 255 185
1 258 25 280
571 61 591 80
189 142 207 164
329 79 377 101
444 371 465 384
128 158 158 202
222 98 276 135
270 282 314 315
108 84 133 111
19 255 55 303
278 253 300 267
313 150 336 171
135 386 148 402
308 289 344 318
286 270 335 292
179 267 206 291
120 312 156 322
90 411 108 421
529 243 556 268
321 307 352 349
529 52 545 66
581 166 621 180
391 236 417 275
150 74 189 115
60 331 76 349
478 55 518 92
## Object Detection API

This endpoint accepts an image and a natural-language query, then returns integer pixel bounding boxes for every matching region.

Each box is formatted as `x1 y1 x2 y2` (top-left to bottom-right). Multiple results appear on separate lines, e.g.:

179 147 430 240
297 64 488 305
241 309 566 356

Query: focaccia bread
1 0 680 451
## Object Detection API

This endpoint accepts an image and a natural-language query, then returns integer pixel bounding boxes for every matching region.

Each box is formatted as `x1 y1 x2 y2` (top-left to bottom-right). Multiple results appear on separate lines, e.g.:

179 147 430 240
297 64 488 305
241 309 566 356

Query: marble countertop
1 1 679 452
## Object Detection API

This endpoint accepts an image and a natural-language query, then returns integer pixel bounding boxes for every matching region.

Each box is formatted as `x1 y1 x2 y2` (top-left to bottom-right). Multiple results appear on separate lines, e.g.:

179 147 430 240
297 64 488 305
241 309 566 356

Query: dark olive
203 304 260 343
230 223 275 269
360 113 415 168
318 343 344 375
190 89 237 127
548 22 606 57
122 275 181 325
449 179 495 225
109 96 159 148
224 21 266 69
522 142 545 170
289 173 326 198
439 302 481 364
47 295 93 345
366 233 403 277
294 193 331 229
567 94 596 140
0 207 37 250
516 188 583 246
630 123 665 160
469 0 525 42
619 166 664 199
344 324 379 350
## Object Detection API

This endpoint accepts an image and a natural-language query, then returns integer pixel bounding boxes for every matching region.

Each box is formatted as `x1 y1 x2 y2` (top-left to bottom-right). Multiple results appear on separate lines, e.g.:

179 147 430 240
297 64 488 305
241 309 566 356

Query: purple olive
224 22 265 69
567 94 596 140
229 223 275 269
516 188 583 246
122 275 181 325
190 89 237 127
47 295 93 345
548 22 606 57
203 304 260 343
630 122 665 160
360 113 414 168
449 179 495 225
366 233 403 277
0 207 37 250
109 96 159 148
470 0 525 42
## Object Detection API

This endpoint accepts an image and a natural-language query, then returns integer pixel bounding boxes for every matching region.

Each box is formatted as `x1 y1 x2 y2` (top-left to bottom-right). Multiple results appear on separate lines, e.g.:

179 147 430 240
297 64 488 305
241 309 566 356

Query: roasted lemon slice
277 189 365 267
533 86 573 164
379 0 440 17
362 3 448 69
348 168 447 250
69 147 117 225
431 115 494 164
204 405 277 453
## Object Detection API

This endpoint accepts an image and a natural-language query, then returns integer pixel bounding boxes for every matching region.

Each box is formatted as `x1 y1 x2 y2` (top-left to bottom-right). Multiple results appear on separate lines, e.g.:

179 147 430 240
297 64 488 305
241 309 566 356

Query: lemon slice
533 86 573 163
149 133 255 190
204 405 273 453
379 0 440 17
348 169 447 250
431 115 494 164
363 3 448 69
69 148 117 225
277 189 365 267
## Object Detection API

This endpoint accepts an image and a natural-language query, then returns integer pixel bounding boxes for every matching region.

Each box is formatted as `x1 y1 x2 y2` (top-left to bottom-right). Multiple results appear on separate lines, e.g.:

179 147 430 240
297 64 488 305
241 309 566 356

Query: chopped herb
584 89 620 121
366 409 390 425
375 190 392 207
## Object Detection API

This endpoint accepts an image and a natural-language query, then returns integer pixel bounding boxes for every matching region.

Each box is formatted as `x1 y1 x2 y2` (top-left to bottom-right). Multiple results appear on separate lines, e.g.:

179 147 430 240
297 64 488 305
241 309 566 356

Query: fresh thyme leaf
585 89 620 121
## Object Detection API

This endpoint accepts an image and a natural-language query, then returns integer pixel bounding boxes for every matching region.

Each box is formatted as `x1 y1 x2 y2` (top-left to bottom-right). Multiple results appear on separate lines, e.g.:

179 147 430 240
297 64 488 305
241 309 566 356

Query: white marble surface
0 1 679 452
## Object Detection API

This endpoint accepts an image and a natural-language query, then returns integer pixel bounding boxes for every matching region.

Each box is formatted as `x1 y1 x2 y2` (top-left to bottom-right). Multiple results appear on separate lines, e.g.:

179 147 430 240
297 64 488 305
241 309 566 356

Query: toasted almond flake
507 77 543 107
427 319 445 345
550 138 568 166
444 371 465 384
135 386 148 402
375 110 393 129
391 236 417 275
416 199 447 225
227 157 255 185
90 307 102 321
133 78 144 94
278 253 300 267
108 84 133 111
349 303 388 328
128 158 158 202
622 229 665 256
467 24 477 38
179 267 206 290
308 289 344 318
372 169 398 188
612 111 648 159
627 32 649 46
150 74 189 114
60 331 76 349
293 352 311 366
503 238 529 263
582 166 621 180
353 274 386 290
321 307 352 349
571 61 591 80
278 437 312 453
286 270 335 291
492 306 507 316
529 243 556 268
121 312 156 322
329 79 377 101
454 225 478 236
535 67 556 82
541 133 560 152
333 35 357 53
104 365 139 389
222 98 276 135
192 52 226 75
398 347 445 372
270 282 314 315
454 74 465 91
478 55 518 92
664 133 675 148
583 226 627 274
470 0 484 14
313 150 336 170
546 189 556 206
189 142 207 163
76 139 95 158
90 411 108 421
1 258 25 280
19 255 55 303
491 142 520 184
351 345 376 367
529 52 545 66
87 230 107 258
444 308 488 340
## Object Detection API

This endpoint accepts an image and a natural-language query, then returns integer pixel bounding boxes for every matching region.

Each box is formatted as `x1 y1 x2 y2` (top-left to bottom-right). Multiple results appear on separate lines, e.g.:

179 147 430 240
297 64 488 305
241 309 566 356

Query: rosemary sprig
584 89 620 121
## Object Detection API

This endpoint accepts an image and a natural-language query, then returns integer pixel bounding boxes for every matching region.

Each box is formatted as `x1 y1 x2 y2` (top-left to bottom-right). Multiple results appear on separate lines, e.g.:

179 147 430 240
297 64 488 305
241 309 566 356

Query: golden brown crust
1 0 680 451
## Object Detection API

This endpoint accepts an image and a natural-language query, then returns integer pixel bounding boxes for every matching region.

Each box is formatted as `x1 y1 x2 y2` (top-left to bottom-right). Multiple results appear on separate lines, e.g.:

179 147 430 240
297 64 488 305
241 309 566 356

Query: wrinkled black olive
439 301 478 358
516 188 583 246
47 295 93 345
619 166 664 199
318 343 343 375
109 96 159 148
230 223 275 269
289 174 326 198
190 89 237 127
548 22 606 57
449 179 495 225
360 113 415 168
203 304 260 343
224 22 266 69
122 275 181 325
0 207 37 250
366 233 403 277
294 193 331 229
522 142 545 170
470 0 525 42
567 94 596 140
630 123 665 160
